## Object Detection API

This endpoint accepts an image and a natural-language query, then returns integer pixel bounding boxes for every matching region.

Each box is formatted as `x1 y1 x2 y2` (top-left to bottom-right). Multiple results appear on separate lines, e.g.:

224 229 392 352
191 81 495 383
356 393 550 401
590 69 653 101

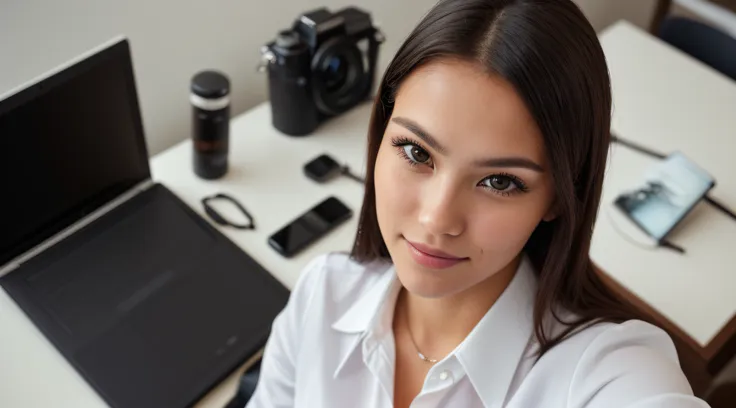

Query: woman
247 0 709 407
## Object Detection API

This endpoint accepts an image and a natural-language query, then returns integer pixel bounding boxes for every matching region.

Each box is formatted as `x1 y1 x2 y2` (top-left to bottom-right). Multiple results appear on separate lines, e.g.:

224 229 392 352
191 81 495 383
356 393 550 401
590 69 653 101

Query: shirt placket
411 358 465 408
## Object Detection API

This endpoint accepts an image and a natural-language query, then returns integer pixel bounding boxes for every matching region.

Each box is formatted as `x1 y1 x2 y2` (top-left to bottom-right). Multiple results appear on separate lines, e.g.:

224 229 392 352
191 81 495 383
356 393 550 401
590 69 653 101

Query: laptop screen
0 39 150 267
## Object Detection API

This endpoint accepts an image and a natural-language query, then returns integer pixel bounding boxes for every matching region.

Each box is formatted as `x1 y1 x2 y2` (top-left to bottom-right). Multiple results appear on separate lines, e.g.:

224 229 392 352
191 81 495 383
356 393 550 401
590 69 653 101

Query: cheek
468 198 548 256
374 143 418 232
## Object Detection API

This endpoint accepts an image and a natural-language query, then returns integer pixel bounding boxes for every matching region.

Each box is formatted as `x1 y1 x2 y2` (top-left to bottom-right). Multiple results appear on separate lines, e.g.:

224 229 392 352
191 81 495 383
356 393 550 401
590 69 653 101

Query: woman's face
374 59 556 299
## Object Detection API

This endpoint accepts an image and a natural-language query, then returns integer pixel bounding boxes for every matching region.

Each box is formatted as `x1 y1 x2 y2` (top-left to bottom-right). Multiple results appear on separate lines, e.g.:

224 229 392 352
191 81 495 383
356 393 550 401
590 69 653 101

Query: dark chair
706 380 736 408
659 16 736 81
224 360 261 408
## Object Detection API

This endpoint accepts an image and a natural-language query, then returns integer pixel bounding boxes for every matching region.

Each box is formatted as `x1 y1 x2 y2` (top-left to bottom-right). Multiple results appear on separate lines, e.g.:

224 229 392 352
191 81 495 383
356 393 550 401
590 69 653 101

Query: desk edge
594 264 735 374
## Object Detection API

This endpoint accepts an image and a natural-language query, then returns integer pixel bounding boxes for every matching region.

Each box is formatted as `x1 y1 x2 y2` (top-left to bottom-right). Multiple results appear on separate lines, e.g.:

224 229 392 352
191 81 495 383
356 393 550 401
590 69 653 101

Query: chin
393 259 466 299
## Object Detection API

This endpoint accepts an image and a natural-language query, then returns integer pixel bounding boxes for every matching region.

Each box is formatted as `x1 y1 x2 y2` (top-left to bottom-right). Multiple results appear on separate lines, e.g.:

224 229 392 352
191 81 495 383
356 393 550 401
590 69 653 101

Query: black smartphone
268 196 353 258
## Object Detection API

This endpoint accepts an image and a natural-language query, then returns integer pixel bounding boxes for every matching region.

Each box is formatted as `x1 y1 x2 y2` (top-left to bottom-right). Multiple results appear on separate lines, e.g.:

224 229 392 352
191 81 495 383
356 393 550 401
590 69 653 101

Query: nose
418 176 466 237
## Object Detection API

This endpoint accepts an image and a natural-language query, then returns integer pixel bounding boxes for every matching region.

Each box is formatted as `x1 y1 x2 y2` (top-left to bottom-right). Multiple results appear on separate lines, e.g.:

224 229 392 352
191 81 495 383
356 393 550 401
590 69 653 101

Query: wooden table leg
651 0 673 34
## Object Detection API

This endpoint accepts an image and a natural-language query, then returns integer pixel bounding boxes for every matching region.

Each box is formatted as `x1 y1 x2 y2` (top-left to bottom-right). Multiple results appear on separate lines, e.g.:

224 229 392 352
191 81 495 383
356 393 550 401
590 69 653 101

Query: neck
397 256 521 360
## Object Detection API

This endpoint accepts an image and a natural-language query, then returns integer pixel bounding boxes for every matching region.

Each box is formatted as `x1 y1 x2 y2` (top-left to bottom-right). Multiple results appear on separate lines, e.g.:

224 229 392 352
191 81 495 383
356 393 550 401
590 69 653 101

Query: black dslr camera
260 7 384 136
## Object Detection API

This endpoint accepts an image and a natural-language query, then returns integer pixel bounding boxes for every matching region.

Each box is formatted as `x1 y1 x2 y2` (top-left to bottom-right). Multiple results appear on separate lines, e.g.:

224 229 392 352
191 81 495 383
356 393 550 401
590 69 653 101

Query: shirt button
439 371 449 381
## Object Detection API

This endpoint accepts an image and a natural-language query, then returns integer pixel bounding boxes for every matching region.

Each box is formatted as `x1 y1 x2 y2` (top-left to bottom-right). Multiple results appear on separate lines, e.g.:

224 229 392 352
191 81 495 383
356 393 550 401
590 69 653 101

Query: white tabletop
149 102 372 292
591 21 736 347
2 19 734 408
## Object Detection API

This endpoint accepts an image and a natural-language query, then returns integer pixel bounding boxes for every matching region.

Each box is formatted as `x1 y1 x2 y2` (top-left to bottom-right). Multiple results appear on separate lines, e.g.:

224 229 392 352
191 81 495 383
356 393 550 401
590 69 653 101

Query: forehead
391 59 546 164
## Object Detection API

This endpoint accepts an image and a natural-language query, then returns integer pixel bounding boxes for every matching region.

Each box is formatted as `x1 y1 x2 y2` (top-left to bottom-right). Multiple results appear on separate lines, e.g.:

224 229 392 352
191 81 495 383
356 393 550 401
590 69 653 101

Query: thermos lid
190 71 230 99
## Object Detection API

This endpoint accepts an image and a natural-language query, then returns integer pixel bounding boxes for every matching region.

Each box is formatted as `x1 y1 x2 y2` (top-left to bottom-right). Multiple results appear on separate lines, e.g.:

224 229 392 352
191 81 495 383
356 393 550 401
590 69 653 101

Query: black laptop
0 38 289 408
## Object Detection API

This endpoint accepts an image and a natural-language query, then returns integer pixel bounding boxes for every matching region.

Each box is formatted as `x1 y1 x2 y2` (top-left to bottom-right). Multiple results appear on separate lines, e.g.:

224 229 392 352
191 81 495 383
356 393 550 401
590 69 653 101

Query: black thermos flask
191 70 230 179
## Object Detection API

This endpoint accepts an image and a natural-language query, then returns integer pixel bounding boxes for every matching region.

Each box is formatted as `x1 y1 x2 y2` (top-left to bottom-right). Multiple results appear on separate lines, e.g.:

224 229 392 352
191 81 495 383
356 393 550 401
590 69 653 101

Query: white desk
592 20 736 370
149 102 371 292
1 19 734 408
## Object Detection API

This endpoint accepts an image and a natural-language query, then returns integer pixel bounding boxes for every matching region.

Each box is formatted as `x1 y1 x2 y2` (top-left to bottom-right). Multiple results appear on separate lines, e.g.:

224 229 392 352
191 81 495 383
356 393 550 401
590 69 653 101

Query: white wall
0 0 440 155
0 0 657 155
576 0 657 32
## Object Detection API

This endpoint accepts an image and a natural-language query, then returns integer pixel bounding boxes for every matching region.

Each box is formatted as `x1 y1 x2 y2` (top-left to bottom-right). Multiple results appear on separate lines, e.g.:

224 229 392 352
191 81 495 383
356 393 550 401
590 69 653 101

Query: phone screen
613 152 714 241
268 196 352 257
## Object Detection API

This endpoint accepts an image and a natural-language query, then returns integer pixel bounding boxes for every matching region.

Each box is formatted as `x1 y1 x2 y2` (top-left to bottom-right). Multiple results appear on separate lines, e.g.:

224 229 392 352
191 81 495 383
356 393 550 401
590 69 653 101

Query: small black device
259 6 384 136
191 70 230 179
304 153 342 182
268 196 353 257
304 153 365 184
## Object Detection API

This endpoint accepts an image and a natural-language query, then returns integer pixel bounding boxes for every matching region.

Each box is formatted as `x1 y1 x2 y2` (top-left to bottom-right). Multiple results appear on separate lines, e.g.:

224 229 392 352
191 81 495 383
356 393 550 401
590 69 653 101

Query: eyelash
390 136 530 196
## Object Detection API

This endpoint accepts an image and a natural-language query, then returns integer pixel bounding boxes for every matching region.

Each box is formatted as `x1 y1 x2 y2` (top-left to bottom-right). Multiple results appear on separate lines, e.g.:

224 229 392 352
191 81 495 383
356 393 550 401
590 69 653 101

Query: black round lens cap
191 70 230 98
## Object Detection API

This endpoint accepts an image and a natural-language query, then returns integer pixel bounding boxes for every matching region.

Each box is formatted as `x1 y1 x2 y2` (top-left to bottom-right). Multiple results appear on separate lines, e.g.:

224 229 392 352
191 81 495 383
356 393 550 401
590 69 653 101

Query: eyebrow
390 116 545 173
472 157 545 172
391 117 448 154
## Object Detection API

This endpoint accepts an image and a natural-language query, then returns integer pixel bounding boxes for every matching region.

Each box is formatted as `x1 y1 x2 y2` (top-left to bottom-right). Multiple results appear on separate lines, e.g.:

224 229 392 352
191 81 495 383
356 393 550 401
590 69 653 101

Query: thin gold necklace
404 304 439 364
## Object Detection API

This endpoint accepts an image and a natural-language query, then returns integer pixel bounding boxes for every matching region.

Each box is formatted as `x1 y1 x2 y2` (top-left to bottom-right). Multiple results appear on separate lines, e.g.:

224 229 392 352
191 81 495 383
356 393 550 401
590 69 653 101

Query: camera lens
312 39 366 115
323 55 348 92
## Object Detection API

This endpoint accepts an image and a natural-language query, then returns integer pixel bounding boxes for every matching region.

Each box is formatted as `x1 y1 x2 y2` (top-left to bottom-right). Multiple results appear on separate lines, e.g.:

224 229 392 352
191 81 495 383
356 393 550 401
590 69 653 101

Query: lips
405 239 468 269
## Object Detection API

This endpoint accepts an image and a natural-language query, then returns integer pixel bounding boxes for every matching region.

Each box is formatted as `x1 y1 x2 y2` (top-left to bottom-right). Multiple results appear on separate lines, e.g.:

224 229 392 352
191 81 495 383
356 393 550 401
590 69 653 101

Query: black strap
201 193 256 230
660 239 686 254
340 165 365 184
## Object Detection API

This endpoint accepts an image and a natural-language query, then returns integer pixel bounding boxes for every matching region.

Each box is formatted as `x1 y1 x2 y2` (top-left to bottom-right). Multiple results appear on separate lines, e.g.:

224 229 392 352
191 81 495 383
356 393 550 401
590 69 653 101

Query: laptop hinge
0 178 155 278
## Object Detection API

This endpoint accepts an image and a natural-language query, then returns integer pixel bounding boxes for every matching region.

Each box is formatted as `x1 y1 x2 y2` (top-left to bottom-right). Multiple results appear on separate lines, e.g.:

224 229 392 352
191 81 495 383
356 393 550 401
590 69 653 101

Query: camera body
261 7 384 136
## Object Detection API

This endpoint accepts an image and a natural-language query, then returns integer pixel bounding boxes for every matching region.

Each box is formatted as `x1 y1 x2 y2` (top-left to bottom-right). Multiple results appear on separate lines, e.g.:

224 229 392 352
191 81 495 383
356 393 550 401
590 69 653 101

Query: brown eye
488 175 511 190
402 145 431 164
479 173 529 196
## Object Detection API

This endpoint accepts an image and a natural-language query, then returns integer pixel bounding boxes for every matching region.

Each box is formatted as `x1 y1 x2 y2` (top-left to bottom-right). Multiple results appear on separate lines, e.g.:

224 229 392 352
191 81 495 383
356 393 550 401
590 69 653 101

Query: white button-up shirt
246 253 709 408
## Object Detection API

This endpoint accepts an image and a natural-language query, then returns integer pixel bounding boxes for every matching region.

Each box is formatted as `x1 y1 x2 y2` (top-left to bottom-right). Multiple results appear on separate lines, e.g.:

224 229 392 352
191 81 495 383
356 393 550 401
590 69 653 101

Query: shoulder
291 252 393 314
570 319 683 381
562 319 700 407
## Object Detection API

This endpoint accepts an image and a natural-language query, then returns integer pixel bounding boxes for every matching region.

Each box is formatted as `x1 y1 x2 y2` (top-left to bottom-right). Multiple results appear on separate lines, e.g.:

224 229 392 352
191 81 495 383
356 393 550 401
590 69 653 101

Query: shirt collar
331 264 399 334
330 256 538 407
331 265 400 379
455 256 537 408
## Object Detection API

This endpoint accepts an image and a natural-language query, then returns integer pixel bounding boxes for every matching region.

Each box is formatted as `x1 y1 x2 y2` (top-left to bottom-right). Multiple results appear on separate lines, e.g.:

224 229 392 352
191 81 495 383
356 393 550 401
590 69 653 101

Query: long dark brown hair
351 0 640 356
